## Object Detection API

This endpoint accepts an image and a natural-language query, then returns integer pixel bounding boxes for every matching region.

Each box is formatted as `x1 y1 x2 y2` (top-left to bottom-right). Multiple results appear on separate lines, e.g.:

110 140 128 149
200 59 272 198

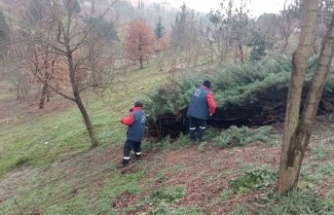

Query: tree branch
31 72 75 102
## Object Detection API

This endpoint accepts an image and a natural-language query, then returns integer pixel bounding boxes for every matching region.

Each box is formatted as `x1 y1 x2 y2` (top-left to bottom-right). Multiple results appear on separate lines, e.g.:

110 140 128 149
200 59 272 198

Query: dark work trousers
189 116 207 142
122 139 142 166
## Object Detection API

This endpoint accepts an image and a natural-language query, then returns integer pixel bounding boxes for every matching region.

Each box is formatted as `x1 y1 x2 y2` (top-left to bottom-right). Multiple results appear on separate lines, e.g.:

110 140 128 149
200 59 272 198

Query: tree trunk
209 41 214 62
16 83 20 100
47 60 54 103
277 0 319 194
47 88 50 102
67 50 99 147
75 93 99 148
238 39 244 64
139 55 143 69
280 12 334 193
39 81 48 110
39 60 52 109
282 36 289 54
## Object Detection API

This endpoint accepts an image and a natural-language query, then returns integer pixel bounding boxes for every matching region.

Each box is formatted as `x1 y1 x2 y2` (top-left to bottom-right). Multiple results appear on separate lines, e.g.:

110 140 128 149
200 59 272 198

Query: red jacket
203 86 216 115
121 107 146 142
121 107 143 126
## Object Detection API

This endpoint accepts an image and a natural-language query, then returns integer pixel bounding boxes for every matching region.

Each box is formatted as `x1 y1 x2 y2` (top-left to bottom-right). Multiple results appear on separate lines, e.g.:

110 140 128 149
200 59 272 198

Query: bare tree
8 0 119 147
170 4 204 68
277 0 334 193
4 28 35 103
312 0 334 54
278 0 334 55
278 0 300 54
208 0 252 65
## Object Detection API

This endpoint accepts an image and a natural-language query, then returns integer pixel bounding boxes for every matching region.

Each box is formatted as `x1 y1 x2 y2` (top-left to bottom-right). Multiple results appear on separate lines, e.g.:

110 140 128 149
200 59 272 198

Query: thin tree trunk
209 41 214 62
139 55 143 69
46 89 50 102
282 36 289 54
39 81 48 110
277 0 319 194
67 50 99 147
238 39 244 64
39 59 51 109
279 12 334 193
47 60 54 103
75 94 99 148
16 83 20 100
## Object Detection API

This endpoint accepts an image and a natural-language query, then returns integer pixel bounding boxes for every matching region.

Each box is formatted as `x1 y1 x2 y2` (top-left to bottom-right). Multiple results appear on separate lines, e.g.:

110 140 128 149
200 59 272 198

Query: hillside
0 64 334 214
0 0 183 30
80 0 182 29
0 1 333 214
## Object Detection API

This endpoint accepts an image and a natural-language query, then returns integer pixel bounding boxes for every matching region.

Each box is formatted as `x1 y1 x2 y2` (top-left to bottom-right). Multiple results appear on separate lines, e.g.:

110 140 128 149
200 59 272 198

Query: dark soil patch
133 143 282 214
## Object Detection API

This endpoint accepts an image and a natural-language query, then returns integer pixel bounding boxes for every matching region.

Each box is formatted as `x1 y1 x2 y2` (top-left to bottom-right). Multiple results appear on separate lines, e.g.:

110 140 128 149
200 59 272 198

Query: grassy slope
0 64 334 215
0 64 165 176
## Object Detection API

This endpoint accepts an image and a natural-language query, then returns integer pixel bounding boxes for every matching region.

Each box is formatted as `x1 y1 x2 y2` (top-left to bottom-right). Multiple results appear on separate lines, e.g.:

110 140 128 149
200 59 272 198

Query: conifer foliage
145 56 334 139
154 16 164 40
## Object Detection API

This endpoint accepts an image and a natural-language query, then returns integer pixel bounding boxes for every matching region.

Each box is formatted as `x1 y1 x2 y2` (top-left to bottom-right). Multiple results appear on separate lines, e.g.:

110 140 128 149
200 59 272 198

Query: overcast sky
154 0 290 17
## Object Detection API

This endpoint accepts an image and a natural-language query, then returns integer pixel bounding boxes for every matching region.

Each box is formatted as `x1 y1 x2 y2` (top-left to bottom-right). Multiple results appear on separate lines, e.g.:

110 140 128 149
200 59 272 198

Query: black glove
129 108 133 112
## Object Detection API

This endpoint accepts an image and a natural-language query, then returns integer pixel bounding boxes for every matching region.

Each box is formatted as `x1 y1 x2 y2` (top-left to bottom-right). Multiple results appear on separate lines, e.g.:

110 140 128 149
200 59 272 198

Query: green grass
102 170 144 197
0 161 145 215
0 65 165 177
227 206 250 215
0 110 91 176
301 160 334 183
147 206 206 215
144 185 186 204
257 190 334 215
220 188 234 201
2 61 334 215
0 64 193 215
311 144 332 160
228 168 276 194
212 126 279 147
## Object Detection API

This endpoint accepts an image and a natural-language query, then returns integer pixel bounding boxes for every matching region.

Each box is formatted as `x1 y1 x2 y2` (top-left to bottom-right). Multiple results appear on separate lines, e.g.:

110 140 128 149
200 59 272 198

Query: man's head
134 101 143 108
203 80 211 89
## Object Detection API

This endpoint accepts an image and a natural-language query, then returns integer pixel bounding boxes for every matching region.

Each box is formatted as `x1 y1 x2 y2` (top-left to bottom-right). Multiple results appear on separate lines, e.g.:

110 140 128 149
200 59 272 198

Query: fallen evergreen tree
144 55 334 139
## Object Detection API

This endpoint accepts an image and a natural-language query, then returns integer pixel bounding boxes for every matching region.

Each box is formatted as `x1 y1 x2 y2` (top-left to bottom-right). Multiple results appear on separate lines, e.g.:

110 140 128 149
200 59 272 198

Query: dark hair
203 80 211 89
134 101 143 107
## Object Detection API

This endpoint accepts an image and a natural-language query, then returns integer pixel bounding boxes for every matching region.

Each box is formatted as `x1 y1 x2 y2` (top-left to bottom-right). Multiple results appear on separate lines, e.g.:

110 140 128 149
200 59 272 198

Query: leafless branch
31 71 75 102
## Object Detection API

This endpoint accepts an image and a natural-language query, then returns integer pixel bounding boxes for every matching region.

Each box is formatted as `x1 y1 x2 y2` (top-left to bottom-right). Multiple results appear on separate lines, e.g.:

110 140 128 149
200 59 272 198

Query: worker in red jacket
120 101 146 167
187 80 216 142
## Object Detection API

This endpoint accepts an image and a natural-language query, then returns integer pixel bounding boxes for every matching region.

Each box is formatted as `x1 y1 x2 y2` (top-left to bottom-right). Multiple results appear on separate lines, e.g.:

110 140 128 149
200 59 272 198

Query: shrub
145 55 334 139
257 190 334 215
228 168 276 193
212 126 278 147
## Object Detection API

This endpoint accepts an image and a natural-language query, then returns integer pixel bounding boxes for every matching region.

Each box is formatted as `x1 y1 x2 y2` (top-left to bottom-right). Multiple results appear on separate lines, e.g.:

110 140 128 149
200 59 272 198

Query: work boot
135 152 142 160
122 159 129 168
189 129 196 142
198 128 205 141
